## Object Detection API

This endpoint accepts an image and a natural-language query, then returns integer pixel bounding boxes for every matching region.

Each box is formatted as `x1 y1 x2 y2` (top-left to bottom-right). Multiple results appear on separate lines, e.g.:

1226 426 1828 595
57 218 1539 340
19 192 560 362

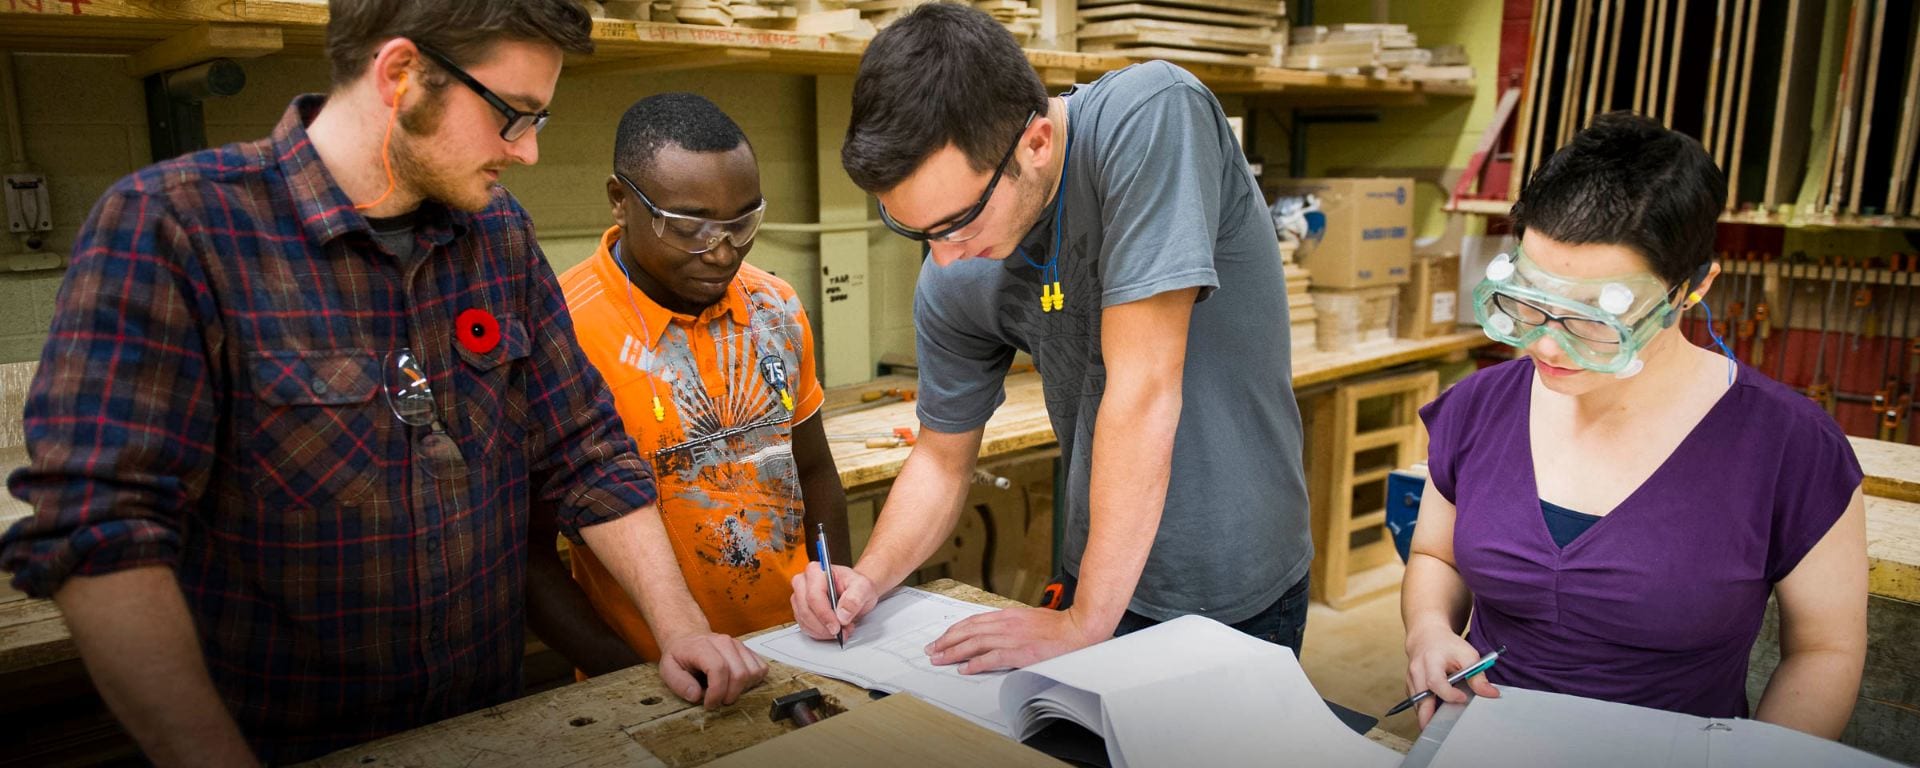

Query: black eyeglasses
415 43 549 142
877 111 1036 243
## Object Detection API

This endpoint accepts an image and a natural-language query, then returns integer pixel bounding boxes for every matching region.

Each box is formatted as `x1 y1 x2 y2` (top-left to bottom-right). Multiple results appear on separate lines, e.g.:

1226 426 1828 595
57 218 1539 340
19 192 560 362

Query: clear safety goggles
1473 249 1690 376
615 171 766 255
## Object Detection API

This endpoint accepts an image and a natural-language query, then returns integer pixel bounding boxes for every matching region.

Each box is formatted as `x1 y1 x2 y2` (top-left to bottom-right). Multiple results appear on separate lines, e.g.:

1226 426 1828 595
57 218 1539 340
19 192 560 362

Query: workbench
294 579 1409 767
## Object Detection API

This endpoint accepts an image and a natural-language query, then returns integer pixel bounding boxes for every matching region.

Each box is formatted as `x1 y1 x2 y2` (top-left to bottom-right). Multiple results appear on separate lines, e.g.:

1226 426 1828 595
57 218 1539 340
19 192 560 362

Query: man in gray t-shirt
790 4 1311 672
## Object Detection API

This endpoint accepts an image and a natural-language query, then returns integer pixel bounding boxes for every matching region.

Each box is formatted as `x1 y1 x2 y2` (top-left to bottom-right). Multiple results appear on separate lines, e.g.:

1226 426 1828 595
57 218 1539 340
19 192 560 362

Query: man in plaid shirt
0 1 767 764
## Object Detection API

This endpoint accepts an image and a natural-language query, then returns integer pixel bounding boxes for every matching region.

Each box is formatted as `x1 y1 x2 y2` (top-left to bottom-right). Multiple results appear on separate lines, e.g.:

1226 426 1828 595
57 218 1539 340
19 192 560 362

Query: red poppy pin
456 308 500 355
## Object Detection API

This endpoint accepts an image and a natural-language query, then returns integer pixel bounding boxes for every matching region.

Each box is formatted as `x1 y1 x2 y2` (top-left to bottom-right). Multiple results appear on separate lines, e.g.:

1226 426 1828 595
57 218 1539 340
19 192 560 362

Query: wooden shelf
1448 198 1920 232
0 0 1475 102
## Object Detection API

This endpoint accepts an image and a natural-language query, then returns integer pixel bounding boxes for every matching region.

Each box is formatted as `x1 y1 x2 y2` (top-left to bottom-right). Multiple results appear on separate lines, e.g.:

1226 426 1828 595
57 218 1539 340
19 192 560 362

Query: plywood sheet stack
1075 0 1287 68
1401 43 1475 85
644 0 877 36
1285 23 1424 75
845 0 1044 45
1310 285 1398 351
1282 241 1319 355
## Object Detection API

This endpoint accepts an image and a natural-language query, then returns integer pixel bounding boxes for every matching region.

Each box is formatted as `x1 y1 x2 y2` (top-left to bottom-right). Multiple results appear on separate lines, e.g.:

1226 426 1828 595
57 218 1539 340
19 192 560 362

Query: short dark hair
841 3 1048 193
326 0 594 86
1511 111 1725 288
613 93 752 179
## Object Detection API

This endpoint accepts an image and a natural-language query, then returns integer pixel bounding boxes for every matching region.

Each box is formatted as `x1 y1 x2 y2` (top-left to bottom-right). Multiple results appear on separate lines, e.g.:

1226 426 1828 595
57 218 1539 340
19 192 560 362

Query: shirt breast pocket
452 315 531 456
244 350 383 510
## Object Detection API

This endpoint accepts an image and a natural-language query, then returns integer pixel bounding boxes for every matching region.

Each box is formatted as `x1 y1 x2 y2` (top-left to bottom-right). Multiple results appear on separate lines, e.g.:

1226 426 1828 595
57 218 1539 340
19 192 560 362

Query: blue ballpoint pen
815 524 845 649
1385 646 1505 717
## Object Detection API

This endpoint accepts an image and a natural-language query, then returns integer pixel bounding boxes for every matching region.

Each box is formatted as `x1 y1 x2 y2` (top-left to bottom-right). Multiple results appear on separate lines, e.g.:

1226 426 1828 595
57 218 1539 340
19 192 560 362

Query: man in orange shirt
529 93 851 672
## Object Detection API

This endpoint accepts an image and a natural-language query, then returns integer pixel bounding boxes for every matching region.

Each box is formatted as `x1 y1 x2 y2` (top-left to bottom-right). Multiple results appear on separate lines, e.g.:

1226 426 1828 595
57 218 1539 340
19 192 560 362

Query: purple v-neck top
1419 359 1861 718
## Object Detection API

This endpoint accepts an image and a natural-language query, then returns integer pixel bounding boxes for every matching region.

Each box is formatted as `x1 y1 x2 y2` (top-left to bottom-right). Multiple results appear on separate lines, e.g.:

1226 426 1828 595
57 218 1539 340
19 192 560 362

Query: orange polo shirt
559 226 825 660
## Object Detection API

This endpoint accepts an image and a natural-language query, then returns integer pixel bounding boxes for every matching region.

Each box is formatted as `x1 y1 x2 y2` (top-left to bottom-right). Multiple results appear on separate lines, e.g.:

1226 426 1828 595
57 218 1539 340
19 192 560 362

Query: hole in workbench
570 716 596 727
640 696 663 705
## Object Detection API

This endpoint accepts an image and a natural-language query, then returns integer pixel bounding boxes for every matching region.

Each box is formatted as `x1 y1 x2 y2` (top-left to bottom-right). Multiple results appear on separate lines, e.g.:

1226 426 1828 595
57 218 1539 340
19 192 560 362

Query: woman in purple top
1402 113 1867 740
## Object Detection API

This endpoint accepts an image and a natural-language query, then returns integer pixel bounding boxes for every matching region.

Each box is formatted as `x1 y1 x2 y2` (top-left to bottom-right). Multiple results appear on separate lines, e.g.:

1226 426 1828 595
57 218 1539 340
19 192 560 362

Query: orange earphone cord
354 74 407 212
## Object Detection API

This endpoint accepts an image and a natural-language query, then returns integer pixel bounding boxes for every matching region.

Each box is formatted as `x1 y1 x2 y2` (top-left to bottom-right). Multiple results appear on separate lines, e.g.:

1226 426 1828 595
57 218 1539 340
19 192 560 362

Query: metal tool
1811 256 1838 413
1751 251 1774 369
770 687 831 727
1773 253 1801 382
828 426 917 449
973 468 1012 489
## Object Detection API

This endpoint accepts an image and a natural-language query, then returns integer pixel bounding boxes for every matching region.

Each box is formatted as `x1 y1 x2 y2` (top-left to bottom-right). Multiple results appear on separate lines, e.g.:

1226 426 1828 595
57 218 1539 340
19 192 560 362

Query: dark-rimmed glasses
615 171 767 255
415 43 549 142
877 111 1036 243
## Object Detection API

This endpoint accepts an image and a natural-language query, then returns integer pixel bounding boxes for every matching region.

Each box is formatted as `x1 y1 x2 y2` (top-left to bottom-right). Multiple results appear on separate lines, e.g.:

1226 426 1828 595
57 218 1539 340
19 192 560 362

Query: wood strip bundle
1078 0 1285 67
1507 0 1920 223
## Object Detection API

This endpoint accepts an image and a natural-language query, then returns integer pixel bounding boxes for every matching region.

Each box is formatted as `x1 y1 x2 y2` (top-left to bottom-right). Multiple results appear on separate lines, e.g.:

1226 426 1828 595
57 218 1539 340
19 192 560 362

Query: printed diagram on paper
746 587 1014 733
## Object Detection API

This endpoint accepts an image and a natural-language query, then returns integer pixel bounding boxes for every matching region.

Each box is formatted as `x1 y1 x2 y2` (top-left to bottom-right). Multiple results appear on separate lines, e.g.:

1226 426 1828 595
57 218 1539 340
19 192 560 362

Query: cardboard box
1268 177 1414 289
1399 253 1461 339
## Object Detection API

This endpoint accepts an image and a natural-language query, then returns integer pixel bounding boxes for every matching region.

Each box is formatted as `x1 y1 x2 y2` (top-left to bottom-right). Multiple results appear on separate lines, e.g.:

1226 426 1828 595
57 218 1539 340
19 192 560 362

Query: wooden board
1825 0 1875 214
706 693 1067 768
1890 8 1920 215
1666 0 1717 140
1850 435 1920 504
1704 0 1733 154
1558 0 1592 146
1796 0 1859 212
1581 0 1612 131
1848 0 1892 213
1764 0 1829 205
1511 0 1549 200
1081 43 1263 65
1866 495 1920 603
1078 19 1275 55
1075 0 1282 17
1713 0 1749 169
1660 0 1690 126
1633 0 1656 113
1853 0 1915 214
1648 0 1671 123
1726 0 1768 209
1538 0 1571 174
1075 2 1276 27
1600 0 1626 113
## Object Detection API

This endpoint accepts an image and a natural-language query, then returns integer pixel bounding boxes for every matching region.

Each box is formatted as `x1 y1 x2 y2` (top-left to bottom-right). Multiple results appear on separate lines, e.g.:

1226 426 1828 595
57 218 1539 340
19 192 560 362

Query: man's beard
390 91 497 213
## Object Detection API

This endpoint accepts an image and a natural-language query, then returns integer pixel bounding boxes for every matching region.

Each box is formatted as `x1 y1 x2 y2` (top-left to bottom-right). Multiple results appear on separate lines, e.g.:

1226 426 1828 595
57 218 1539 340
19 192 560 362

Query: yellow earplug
1050 281 1064 311
1040 284 1054 312
651 395 665 422
1687 291 1703 307
780 388 794 412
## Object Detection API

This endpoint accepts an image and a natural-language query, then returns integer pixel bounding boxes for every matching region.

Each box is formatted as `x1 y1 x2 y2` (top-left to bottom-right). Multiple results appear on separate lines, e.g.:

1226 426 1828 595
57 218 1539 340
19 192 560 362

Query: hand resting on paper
1403 624 1500 728
925 605 1104 674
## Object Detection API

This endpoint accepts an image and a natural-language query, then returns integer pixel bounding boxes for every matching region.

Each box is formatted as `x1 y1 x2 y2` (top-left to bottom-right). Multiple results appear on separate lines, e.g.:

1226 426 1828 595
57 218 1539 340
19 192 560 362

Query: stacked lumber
1076 0 1287 68
1285 23 1432 76
1402 44 1475 84
844 0 1045 45
1282 241 1319 354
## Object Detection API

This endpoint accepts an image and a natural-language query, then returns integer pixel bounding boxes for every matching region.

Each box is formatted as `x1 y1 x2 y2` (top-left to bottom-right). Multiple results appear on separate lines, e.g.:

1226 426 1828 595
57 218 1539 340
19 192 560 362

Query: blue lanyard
1018 127 1071 313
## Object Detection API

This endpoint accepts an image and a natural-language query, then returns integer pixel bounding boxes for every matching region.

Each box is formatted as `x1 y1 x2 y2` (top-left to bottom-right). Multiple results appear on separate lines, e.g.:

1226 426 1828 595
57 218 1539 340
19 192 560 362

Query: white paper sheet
1005 615 1402 768
1426 687 1702 768
745 587 1013 732
1426 687 1902 768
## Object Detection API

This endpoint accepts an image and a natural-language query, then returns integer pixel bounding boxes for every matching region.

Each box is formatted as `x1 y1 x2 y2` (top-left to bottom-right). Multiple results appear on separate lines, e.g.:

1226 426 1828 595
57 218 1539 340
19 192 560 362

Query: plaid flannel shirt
1 96 657 763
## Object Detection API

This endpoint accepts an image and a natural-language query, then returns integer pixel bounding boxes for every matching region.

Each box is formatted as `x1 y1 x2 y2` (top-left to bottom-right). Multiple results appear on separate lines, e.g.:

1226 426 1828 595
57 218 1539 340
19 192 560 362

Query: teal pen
815 524 844 649
1385 646 1504 717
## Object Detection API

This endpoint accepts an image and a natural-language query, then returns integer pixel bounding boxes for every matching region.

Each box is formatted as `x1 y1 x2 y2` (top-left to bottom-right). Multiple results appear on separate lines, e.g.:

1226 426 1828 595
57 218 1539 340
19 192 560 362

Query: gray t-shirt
913 61 1311 623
